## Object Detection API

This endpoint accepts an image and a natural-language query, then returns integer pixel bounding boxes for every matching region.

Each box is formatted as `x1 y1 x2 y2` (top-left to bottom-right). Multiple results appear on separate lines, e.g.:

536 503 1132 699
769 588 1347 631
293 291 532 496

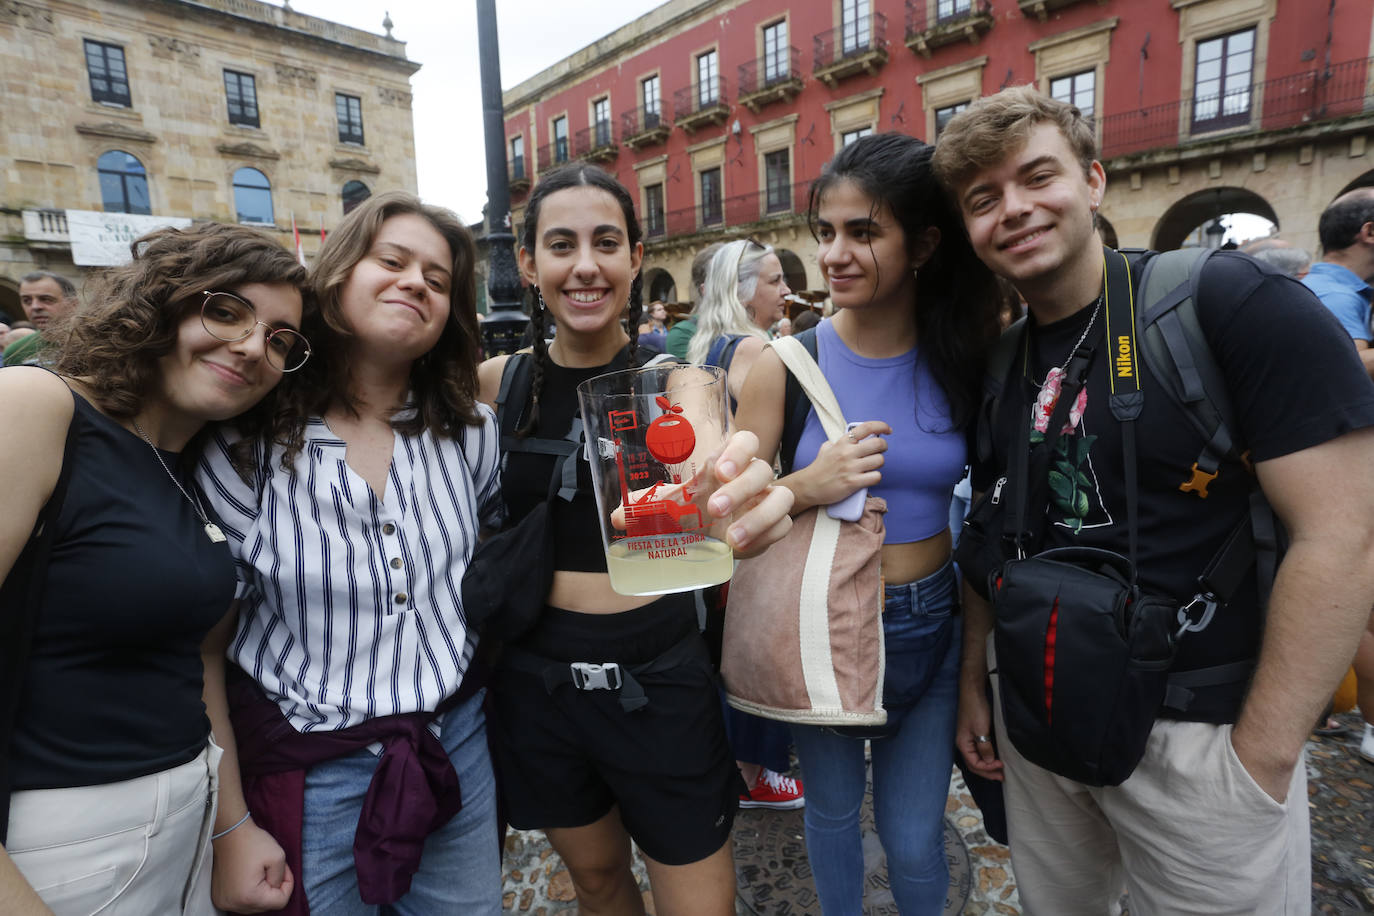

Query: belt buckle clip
1176 592 1218 638
570 662 622 690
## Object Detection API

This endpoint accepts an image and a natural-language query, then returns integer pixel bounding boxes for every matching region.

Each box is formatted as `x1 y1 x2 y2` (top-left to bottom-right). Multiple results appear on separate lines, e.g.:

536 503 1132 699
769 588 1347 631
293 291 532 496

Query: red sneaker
739 768 804 810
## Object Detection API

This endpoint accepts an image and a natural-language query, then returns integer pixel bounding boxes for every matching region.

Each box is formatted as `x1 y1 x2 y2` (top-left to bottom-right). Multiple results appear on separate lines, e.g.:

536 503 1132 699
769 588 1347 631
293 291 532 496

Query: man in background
5 271 79 366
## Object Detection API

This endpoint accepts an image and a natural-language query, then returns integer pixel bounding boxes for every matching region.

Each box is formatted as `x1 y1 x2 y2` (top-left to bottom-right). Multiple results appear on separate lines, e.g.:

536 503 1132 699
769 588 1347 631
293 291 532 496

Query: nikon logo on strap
1115 335 1134 379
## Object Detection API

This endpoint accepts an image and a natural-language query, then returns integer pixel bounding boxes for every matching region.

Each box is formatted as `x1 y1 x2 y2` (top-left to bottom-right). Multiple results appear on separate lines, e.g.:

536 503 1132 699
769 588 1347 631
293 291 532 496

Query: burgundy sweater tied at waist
225 666 474 915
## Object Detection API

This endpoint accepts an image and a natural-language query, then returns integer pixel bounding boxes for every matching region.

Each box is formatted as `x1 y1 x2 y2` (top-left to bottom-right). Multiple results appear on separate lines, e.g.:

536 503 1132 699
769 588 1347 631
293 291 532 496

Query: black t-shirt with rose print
971 251 1374 720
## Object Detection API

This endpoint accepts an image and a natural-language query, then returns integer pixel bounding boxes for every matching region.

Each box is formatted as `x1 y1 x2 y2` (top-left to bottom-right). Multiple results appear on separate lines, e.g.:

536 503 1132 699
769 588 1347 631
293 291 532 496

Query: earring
536 290 547 312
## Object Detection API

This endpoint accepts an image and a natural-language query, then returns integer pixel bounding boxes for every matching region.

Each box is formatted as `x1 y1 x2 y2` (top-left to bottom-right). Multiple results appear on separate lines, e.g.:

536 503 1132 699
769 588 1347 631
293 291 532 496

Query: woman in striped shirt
197 192 503 915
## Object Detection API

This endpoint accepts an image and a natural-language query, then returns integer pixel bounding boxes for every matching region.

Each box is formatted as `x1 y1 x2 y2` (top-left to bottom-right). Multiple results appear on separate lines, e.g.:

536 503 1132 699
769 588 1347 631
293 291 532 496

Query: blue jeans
792 561 961 915
300 689 501 915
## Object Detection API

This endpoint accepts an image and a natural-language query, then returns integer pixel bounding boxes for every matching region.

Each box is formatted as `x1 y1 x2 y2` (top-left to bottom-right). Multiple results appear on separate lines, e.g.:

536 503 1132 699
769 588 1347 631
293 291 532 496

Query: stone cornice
75 121 157 144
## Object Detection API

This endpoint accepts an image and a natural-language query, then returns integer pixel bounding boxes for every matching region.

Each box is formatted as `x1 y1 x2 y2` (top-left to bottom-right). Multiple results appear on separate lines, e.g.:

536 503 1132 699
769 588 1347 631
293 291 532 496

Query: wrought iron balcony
905 0 994 58
621 104 672 149
1099 56 1374 160
738 49 803 113
673 78 730 134
574 122 618 163
508 157 529 194
814 13 889 87
536 139 572 172
651 180 810 239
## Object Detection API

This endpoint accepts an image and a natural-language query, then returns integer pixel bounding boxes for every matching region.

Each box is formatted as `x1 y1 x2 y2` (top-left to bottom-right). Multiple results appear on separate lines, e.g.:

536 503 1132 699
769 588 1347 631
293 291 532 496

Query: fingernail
717 459 739 479
730 525 748 546
710 493 732 515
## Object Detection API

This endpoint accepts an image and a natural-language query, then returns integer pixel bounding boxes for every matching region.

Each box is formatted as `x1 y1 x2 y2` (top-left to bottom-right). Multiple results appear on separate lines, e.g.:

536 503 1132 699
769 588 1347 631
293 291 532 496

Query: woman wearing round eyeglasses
0 223 308 915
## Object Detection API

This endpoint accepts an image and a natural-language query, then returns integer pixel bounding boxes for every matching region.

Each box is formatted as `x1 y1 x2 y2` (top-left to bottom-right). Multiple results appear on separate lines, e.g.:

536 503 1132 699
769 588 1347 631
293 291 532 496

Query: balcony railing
508 157 529 193
673 78 730 133
646 180 811 239
622 104 672 148
574 122 618 163
814 13 888 86
904 0 994 57
536 139 572 172
1099 56 1374 160
22 208 70 242
738 49 804 113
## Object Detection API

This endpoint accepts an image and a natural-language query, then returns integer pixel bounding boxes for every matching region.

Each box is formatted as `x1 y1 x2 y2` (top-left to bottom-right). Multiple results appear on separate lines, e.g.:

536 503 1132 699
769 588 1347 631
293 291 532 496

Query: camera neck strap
1007 248 1139 579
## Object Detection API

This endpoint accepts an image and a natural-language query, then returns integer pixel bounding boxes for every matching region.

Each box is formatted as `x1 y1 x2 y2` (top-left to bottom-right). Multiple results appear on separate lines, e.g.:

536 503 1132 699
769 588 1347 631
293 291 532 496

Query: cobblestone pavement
502 714 1374 914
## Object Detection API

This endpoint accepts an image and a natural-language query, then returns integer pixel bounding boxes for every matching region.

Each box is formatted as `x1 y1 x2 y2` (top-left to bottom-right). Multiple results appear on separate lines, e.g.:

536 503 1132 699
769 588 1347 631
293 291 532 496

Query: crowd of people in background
4 83 1374 916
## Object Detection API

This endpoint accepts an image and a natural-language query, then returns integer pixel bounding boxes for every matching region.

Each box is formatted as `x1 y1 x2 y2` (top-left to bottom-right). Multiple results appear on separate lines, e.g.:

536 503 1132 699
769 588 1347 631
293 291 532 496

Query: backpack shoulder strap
496 352 579 459
973 316 1027 469
1135 247 1241 477
780 327 820 474
1135 246 1279 615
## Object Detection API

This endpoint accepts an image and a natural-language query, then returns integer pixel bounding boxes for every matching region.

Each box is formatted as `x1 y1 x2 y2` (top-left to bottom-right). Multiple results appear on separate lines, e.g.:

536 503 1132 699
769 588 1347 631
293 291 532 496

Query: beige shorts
989 638 1310 916
8 741 223 916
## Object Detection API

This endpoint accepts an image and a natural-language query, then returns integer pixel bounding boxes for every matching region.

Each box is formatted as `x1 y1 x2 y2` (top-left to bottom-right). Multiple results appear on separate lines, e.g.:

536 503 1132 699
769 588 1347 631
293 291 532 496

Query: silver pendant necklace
131 419 227 544
1027 293 1103 389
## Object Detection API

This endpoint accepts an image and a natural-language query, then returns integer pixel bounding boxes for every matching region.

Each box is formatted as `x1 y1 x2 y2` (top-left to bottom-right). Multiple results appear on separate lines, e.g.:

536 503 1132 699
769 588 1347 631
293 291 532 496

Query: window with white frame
642 75 661 126
763 20 789 84
1192 27 1255 130
841 0 870 55
935 102 968 136
1050 69 1095 120
697 50 719 108
841 126 874 146
593 97 611 146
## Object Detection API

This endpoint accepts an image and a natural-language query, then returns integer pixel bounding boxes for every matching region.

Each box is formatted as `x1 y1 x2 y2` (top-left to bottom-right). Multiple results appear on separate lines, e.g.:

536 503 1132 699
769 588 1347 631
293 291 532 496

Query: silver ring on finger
975 735 991 744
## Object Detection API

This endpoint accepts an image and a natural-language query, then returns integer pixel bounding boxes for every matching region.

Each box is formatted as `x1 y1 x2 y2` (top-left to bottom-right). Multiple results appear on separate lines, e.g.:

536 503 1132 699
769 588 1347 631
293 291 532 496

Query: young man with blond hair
933 85 1374 914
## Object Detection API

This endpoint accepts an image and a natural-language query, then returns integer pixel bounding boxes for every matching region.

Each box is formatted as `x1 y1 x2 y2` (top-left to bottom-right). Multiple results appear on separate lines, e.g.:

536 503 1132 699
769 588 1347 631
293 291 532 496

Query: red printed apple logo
645 395 695 465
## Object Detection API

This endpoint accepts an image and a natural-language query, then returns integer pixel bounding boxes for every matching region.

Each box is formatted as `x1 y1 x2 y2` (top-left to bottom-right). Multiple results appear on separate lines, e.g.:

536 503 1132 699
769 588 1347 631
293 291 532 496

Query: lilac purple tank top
793 318 966 543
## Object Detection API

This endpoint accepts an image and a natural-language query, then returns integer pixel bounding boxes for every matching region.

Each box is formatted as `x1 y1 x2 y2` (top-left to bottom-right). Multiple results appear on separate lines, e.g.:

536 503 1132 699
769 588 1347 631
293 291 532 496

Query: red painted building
503 0 1374 300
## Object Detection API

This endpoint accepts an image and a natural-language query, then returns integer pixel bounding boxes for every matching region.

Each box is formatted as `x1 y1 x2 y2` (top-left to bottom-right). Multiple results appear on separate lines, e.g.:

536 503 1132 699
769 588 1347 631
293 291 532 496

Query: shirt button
382 523 396 536
390 557 402 569
394 592 408 604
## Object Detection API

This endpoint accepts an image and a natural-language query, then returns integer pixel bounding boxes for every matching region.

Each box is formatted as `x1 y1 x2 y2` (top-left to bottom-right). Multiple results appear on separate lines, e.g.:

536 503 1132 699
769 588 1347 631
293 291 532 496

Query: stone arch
1335 168 1374 200
645 267 677 303
0 276 19 325
775 248 808 293
1151 187 1279 252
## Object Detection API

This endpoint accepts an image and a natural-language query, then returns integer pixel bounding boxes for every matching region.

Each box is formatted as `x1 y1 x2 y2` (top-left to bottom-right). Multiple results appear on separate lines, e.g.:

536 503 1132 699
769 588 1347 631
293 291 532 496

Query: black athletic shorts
489 593 742 865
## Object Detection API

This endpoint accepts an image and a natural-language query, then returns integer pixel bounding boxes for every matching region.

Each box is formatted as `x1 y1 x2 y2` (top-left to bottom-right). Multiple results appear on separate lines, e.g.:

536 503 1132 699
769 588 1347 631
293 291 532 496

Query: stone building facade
501 0 1374 308
0 0 420 319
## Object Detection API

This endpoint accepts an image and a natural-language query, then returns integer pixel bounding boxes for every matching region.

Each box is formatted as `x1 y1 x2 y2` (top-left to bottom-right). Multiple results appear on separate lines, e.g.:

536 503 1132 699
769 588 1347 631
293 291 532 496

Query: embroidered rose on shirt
1030 366 1095 533
1031 367 1088 436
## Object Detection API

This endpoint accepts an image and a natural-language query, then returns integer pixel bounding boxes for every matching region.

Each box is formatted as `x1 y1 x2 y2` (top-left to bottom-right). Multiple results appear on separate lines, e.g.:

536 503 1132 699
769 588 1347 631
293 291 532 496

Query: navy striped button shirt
196 408 502 733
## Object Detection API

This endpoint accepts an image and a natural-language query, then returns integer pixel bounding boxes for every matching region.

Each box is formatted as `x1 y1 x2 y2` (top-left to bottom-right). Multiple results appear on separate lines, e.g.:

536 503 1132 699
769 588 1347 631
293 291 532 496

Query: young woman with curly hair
477 164 793 916
195 191 507 916
0 223 308 915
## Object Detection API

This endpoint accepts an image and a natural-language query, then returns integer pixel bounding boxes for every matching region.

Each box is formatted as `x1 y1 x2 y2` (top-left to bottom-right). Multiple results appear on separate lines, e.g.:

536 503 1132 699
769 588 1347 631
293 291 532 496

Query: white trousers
989 638 1311 915
8 741 222 916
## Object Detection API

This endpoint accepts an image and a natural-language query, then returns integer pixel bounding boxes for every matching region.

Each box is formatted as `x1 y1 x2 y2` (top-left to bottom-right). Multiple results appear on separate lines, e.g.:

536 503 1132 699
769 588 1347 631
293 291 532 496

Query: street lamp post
475 0 528 357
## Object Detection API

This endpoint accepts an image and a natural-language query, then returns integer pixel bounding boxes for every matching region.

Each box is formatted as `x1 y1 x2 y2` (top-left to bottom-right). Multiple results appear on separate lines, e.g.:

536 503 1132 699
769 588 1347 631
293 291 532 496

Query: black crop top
9 390 234 790
500 356 615 573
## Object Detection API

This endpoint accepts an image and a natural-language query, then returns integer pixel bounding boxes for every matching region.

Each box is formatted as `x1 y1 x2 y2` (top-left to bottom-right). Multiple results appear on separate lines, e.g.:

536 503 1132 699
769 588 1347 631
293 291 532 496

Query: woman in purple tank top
736 134 999 914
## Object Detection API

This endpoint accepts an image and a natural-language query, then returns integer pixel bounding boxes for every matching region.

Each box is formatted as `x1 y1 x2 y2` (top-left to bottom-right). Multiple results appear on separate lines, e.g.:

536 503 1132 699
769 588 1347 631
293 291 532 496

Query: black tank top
9 391 234 790
500 357 615 573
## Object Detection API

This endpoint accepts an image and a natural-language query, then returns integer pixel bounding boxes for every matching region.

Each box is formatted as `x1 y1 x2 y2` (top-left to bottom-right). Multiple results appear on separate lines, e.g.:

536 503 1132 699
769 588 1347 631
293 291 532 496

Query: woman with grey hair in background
687 239 791 407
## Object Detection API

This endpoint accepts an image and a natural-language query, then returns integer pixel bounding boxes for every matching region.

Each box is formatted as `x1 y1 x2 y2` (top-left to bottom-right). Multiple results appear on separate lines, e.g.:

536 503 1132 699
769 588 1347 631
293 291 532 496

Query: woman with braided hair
477 164 793 916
